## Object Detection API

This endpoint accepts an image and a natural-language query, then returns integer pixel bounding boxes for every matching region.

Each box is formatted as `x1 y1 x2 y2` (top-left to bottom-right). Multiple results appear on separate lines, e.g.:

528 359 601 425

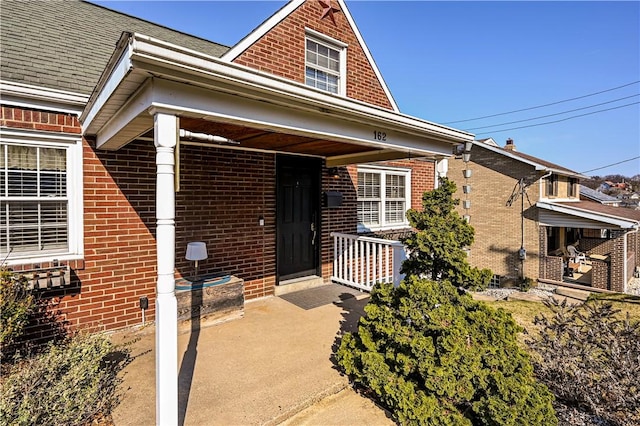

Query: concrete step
555 287 591 302
275 275 325 296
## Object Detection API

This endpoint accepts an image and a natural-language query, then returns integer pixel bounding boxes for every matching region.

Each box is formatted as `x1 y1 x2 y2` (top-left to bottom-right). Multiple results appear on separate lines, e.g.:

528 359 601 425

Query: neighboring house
580 186 620 206
448 138 640 292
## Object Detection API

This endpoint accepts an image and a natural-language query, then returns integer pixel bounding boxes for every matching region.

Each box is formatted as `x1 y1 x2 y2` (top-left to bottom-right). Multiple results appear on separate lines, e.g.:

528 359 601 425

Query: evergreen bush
401 178 492 290
337 277 556 425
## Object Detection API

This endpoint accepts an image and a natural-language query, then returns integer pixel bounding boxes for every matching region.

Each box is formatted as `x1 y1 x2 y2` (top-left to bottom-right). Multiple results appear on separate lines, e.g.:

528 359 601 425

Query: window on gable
305 36 343 94
545 174 558 197
357 167 410 232
568 178 578 197
1 137 81 262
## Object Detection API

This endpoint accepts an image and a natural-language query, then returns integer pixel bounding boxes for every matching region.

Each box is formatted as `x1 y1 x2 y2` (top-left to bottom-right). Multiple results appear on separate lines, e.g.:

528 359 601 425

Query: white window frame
357 165 411 233
0 128 83 265
305 29 347 95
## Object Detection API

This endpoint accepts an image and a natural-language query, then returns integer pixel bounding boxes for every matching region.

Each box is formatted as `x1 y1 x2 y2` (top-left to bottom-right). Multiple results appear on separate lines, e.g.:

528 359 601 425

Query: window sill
3 253 83 267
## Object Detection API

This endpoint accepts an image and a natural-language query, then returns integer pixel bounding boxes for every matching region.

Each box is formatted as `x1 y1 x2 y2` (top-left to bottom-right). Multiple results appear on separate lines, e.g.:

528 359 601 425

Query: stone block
175 274 244 333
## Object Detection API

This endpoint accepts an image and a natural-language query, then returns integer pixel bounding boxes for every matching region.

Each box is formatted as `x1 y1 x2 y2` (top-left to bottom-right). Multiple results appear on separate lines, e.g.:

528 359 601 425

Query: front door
276 155 320 282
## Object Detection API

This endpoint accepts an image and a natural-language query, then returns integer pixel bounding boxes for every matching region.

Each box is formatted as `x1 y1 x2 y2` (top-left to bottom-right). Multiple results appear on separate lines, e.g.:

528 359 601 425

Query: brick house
447 138 640 291
1 0 474 419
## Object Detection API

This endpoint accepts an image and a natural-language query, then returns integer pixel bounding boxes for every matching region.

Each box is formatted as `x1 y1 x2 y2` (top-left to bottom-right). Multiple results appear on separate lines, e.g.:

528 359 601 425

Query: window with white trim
0 134 82 262
357 167 411 232
305 36 343 94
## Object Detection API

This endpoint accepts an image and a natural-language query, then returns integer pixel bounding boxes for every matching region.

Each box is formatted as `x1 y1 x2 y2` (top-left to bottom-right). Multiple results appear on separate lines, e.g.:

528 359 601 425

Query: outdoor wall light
186 241 208 282
327 167 341 179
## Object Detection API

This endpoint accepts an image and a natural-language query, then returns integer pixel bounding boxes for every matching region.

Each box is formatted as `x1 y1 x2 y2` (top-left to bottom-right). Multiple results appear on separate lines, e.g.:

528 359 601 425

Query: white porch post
154 111 178 425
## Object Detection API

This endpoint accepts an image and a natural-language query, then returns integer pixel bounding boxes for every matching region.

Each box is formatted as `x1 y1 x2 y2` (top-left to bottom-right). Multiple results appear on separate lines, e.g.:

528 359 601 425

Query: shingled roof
0 0 229 96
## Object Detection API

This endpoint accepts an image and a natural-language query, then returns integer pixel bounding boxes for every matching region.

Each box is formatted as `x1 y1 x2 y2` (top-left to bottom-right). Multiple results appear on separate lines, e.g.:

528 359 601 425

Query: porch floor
110 284 393 425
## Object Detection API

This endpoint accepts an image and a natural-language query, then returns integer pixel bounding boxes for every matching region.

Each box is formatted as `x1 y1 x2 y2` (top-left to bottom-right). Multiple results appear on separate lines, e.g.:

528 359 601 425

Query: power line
443 80 640 124
580 156 640 174
474 101 639 135
464 94 639 132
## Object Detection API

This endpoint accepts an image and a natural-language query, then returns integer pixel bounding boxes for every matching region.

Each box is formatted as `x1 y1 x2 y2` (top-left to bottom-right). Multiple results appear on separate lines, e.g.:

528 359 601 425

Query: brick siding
232 0 394 110
448 149 541 280
3 105 436 335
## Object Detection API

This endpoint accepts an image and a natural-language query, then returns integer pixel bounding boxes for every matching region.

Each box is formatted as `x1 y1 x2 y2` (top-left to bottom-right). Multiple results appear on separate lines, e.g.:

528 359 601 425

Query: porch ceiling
537 200 640 230
81 33 474 166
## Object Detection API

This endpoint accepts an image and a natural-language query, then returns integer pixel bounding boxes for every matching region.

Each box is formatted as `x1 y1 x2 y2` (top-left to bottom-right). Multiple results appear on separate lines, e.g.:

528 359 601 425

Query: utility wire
464 94 639 131
474 101 640 135
580 156 640 174
443 80 640 124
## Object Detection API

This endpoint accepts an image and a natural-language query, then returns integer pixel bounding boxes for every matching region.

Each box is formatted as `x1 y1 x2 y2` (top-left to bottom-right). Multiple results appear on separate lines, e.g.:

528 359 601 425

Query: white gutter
82 33 473 144
536 201 640 229
0 80 88 115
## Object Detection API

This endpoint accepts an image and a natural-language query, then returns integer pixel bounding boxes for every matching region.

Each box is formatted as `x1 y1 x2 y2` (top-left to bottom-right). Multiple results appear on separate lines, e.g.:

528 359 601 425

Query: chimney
504 138 516 151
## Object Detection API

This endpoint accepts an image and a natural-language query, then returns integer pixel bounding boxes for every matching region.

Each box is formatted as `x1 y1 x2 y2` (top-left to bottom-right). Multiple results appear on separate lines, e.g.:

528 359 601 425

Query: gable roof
0 0 228 96
221 0 399 112
473 139 587 178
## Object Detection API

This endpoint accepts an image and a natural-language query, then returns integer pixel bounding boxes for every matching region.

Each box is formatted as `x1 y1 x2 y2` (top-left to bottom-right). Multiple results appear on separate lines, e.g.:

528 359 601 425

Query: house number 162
373 131 387 141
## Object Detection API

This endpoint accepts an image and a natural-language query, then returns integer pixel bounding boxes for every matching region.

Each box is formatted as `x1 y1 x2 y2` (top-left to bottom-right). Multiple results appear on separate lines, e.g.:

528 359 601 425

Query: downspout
623 226 639 292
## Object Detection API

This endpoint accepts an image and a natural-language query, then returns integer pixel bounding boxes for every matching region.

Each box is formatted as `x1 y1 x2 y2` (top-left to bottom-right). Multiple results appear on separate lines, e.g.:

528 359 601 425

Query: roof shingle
1 0 229 95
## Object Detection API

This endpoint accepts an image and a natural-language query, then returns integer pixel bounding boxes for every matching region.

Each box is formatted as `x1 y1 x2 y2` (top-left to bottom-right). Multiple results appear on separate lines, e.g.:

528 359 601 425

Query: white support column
154 111 178 426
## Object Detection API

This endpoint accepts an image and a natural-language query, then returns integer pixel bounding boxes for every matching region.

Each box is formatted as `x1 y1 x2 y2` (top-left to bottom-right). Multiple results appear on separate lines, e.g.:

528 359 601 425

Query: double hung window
305 32 345 94
357 167 410 232
1 132 82 262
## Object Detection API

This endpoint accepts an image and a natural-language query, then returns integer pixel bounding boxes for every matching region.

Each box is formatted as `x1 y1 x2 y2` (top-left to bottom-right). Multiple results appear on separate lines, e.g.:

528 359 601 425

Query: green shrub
0 332 131 426
0 267 35 360
337 277 556 425
401 178 492 290
519 277 535 292
527 298 640 426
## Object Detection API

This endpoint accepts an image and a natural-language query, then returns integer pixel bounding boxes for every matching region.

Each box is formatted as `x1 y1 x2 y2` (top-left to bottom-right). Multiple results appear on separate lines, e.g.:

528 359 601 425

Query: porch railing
331 232 407 292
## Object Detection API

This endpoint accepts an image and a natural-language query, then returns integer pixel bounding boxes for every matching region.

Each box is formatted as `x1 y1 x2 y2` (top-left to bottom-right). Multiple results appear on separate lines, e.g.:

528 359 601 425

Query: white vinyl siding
0 131 83 263
357 167 410 232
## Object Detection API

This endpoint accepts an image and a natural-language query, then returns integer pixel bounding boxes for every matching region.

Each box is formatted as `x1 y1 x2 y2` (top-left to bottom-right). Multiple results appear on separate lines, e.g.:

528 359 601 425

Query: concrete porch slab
110 292 391 425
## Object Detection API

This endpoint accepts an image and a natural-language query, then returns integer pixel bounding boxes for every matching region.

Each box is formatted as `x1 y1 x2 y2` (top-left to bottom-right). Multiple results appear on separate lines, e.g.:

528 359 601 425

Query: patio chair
567 245 587 271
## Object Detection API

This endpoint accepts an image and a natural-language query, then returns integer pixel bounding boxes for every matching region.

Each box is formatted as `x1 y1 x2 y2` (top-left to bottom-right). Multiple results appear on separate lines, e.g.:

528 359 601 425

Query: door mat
279 284 366 310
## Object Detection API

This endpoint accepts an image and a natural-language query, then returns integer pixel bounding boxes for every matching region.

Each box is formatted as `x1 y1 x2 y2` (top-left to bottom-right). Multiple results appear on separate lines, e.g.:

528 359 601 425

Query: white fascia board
0 80 87 115
86 33 473 150
337 0 399 112
221 0 305 61
81 33 134 131
222 0 399 112
130 34 472 142
146 78 454 155
536 201 640 229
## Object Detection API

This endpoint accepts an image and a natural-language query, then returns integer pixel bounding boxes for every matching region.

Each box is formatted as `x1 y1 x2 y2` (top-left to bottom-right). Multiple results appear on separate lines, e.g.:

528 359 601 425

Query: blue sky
91 0 640 178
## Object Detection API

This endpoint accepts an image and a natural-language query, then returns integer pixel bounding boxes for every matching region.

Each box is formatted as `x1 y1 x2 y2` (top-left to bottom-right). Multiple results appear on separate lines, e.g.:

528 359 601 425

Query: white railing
331 232 407 292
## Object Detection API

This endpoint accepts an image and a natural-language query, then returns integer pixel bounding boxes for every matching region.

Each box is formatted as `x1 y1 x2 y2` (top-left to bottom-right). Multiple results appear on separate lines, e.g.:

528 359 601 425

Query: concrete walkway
111 288 394 425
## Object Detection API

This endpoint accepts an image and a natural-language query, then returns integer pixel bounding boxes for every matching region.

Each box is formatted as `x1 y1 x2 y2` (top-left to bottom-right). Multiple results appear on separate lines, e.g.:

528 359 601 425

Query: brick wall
592 259 610 290
232 0 394 110
448 148 541 280
610 229 626 292
1 106 81 134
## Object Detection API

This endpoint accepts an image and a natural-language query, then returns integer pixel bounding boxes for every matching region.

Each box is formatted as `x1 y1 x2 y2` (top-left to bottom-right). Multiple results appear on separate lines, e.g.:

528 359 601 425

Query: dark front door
277 156 320 282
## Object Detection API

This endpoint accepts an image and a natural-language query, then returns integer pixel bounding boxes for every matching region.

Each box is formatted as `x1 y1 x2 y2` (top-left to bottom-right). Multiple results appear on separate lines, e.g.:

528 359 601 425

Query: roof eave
81 33 474 150
537 201 640 229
